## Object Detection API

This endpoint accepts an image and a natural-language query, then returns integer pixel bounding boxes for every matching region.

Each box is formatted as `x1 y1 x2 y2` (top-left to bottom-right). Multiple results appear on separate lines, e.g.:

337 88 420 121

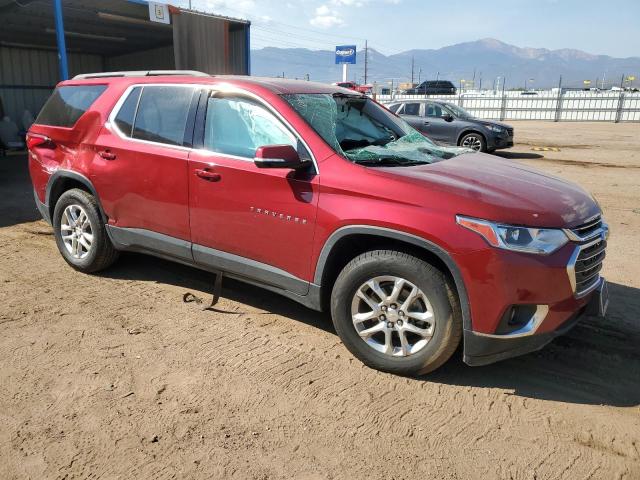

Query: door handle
194 168 221 182
98 150 116 160
423 121 430 126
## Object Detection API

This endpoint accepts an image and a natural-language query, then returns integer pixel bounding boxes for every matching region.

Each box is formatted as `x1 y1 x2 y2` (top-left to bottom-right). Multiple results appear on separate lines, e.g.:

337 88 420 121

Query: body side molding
107 226 193 262
193 244 309 296
106 226 312 299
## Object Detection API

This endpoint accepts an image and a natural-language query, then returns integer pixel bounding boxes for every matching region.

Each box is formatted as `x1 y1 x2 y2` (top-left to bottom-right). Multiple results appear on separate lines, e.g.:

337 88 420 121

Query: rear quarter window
35 85 107 127
113 87 142 137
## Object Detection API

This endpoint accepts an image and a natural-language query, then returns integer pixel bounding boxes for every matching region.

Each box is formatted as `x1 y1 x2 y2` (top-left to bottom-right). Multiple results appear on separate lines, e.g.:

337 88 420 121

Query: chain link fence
375 90 640 122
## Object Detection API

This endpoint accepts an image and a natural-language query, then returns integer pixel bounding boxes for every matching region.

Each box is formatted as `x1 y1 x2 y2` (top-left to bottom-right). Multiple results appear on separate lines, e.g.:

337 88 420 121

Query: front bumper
490 134 514 150
463 279 606 366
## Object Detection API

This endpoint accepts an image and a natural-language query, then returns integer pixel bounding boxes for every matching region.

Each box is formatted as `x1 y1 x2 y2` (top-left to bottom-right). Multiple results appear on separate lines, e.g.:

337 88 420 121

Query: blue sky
168 0 639 58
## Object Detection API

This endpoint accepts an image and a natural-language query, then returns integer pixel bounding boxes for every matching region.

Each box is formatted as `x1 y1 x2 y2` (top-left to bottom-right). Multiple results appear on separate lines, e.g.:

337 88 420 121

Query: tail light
27 133 55 150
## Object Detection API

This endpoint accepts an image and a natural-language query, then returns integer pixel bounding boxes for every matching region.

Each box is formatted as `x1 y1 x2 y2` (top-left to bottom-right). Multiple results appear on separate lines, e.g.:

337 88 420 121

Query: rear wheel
330 250 462 375
459 132 486 152
53 188 119 272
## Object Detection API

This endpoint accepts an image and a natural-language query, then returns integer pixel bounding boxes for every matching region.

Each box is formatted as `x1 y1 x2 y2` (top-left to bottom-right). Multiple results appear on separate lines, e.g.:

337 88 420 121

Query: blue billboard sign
335 45 356 65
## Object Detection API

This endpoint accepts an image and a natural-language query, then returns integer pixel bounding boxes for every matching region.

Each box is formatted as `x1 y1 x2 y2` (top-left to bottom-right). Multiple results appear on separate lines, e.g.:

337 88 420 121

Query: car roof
389 99 448 105
59 74 355 96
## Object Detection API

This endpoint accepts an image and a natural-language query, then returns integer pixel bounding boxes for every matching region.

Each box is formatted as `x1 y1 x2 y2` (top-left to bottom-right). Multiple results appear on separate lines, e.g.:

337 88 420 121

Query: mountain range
250 38 640 89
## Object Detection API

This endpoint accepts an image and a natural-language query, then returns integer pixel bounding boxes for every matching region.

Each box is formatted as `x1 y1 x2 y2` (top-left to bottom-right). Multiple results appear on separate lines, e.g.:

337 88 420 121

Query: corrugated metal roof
0 0 249 56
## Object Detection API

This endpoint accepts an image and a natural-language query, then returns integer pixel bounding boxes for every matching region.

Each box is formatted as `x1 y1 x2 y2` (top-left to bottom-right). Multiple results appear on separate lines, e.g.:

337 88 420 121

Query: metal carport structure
0 0 250 126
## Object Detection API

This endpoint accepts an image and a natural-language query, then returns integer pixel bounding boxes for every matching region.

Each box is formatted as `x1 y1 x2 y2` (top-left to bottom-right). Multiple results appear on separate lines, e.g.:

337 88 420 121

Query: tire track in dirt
1 222 640 479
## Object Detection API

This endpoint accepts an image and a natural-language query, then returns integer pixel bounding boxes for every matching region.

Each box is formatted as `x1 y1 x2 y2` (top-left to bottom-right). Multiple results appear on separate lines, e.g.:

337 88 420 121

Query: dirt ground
1 121 639 480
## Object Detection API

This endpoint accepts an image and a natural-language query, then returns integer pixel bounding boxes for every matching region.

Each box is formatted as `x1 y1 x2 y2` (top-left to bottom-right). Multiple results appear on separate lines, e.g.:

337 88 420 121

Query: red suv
28 71 609 375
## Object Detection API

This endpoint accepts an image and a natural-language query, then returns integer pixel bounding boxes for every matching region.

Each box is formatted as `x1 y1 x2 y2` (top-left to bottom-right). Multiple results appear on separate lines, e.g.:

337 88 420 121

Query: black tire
330 250 462 376
459 132 487 152
52 188 119 273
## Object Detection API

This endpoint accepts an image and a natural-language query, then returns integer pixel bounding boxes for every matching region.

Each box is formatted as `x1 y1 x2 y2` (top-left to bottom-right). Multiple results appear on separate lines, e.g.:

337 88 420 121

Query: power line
186 1 366 41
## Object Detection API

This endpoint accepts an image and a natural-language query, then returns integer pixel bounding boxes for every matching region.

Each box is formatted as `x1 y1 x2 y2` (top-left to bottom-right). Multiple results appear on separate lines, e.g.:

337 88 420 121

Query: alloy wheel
461 135 483 151
60 204 94 259
350 275 435 357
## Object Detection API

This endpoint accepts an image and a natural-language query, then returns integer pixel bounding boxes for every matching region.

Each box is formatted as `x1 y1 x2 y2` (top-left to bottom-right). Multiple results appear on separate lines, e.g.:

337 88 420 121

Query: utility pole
364 40 368 84
411 56 415 84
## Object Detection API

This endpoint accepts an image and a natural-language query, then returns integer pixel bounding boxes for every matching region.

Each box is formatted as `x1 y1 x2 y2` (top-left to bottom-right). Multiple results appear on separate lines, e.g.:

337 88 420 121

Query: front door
398 102 427 134
188 92 319 294
423 102 455 144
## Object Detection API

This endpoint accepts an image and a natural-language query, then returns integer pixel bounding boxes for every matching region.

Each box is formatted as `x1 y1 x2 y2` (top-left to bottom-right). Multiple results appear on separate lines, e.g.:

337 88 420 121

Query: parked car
387 99 513 152
333 81 372 94
405 80 456 95
28 71 608 375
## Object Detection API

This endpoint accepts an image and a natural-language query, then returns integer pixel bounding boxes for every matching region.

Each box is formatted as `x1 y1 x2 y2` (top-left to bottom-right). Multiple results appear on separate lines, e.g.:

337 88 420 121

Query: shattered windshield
282 93 467 166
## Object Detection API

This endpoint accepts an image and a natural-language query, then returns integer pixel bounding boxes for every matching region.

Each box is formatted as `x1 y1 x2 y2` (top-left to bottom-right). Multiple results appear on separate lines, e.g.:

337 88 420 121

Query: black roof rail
72 70 210 80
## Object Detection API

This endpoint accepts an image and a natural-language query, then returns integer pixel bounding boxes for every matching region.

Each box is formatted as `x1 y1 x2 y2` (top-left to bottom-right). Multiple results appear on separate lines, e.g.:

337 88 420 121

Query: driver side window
425 103 444 118
204 96 297 158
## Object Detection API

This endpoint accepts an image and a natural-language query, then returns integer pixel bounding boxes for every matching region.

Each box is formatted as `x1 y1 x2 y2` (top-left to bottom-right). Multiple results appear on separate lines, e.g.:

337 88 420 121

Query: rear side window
403 103 421 115
131 86 195 146
114 87 141 137
35 85 107 127
387 103 401 113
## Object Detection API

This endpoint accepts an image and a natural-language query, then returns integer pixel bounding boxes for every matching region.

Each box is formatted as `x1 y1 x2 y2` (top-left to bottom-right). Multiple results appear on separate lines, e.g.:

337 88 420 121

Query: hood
474 119 511 129
379 153 600 228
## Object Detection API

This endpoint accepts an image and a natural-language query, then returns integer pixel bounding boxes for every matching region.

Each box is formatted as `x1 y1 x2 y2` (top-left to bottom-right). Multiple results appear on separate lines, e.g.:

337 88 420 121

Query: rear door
187 91 318 292
92 84 198 241
398 102 426 133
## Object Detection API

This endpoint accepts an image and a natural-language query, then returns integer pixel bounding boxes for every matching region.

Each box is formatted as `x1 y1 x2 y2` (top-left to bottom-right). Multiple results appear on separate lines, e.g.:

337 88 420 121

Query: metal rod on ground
53 0 69 81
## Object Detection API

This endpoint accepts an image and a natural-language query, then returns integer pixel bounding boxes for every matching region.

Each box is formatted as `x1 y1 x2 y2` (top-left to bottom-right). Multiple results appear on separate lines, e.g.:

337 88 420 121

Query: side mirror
254 144 305 169
443 114 454 122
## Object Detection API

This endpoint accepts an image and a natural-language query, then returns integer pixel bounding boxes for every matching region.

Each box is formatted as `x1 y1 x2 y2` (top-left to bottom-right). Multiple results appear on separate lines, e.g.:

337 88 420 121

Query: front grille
568 215 603 241
566 215 608 296
574 239 606 294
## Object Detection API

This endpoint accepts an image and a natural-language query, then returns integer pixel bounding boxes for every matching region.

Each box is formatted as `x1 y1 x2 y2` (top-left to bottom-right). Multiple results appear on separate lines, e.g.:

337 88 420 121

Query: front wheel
459 132 486 152
330 250 462 375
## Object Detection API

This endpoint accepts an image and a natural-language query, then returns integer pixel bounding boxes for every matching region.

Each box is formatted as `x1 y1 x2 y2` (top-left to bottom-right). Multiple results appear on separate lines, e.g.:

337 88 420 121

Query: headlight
456 216 568 254
483 124 505 133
